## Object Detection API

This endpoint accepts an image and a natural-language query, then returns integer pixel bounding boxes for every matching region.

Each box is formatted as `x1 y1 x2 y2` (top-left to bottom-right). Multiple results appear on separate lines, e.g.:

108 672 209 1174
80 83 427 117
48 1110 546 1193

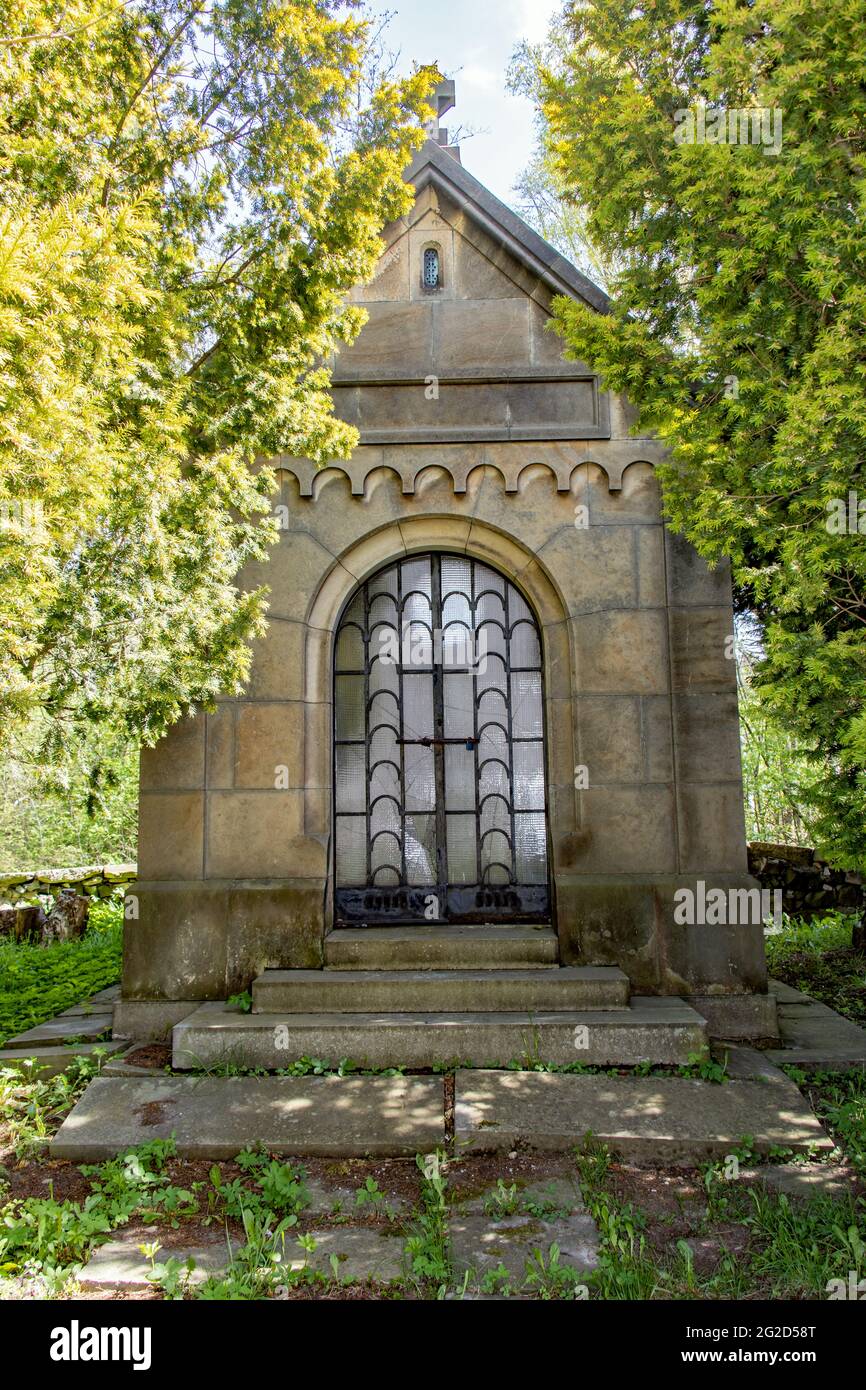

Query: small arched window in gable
422 246 441 290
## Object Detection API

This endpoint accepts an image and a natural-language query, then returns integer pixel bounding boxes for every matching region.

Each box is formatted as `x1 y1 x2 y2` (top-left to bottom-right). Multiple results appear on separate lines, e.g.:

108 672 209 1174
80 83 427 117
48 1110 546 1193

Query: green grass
574 1141 866 1301
765 911 866 1026
0 898 122 1045
785 1067 866 1180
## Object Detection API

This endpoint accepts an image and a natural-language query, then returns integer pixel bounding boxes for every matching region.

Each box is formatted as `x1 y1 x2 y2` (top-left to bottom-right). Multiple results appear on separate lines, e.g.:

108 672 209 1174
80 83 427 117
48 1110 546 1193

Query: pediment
403 139 608 311
329 141 611 446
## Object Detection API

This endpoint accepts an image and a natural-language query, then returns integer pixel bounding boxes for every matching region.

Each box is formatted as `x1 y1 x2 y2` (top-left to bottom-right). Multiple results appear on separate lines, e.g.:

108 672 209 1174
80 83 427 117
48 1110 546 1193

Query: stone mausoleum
117 87 778 1066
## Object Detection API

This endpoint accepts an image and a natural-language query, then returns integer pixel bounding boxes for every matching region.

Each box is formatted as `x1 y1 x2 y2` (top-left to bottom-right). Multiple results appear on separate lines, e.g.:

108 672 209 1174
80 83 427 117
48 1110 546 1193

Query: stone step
50 1074 445 1160
48 1066 833 1167
455 1070 834 1160
172 997 707 1071
253 966 629 1014
324 925 559 971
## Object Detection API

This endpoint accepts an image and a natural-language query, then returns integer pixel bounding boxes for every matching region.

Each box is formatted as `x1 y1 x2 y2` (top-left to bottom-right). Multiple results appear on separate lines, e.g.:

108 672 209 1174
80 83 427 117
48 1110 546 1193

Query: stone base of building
686 992 780 1043
122 878 326 1002
554 873 771 998
113 999 201 1042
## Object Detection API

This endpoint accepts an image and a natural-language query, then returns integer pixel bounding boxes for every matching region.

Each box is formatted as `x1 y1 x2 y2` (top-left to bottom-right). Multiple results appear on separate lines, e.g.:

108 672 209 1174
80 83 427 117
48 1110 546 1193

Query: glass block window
422 247 440 289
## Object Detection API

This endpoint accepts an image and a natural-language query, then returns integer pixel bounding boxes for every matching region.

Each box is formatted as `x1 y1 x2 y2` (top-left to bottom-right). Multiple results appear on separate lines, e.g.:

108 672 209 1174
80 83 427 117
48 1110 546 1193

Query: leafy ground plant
523 1242 589 1300
208 1149 310 1224
0 1136 195 1278
0 897 122 1045
0 1051 105 1159
787 1069 866 1180
404 1150 451 1294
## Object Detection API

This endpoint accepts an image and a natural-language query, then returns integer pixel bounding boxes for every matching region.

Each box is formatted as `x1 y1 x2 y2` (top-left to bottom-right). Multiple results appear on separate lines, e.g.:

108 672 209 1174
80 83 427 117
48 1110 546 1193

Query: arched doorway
333 552 550 925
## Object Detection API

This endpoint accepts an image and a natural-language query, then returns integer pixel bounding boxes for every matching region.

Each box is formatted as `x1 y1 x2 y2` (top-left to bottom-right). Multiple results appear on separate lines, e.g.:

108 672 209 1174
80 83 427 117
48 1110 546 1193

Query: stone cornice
270 442 666 497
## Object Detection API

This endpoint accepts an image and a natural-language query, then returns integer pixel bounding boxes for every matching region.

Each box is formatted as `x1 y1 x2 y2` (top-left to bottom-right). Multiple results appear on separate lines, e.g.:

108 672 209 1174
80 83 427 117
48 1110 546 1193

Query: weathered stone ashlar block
588 460 661 524
140 713 205 791
227 881 325 986
571 609 671 695
137 792 203 882
335 300 434 376
238 529 336 622
436 299 531 371
206 790 322 880
666 529 733 606
577 786 678 875
637 526 666 608
121 131 773 1043
669 606 737 693
673 693 745 783
206 706 235 789
123 883 229 1000
576 695 643 783
234 702 304 790
676 782 750 874
243 617 306 702
537 524 638 615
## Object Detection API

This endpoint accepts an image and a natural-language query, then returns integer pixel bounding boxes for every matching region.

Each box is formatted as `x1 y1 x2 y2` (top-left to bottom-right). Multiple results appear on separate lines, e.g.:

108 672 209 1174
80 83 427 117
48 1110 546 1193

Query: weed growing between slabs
192 1050 729 1083
785 1068 866 1180
0 1051 107 1159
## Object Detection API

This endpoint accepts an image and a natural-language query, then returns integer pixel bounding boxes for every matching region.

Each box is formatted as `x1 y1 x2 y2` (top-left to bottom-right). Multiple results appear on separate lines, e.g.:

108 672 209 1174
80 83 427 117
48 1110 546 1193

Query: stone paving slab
743 1163 859 1201
4 1014 114 1048
713 1044 790 1082
50 1075 446 1160
766 998 866 1068
448 1210 598 1287
89 984 120 1003
77 1226 405 1289
285 1227 404 1282
0 1041 126 1079
455 1071 833 1160
78 1239 227 1289
769 979 814 1006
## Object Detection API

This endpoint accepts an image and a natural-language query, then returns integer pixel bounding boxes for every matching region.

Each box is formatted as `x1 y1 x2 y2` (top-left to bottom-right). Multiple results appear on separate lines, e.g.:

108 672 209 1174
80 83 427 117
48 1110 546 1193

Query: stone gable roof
405 139 609 314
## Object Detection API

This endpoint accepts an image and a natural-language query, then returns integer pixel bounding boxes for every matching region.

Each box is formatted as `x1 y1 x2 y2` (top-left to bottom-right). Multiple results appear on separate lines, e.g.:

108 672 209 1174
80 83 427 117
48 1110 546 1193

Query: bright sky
371 0 562 207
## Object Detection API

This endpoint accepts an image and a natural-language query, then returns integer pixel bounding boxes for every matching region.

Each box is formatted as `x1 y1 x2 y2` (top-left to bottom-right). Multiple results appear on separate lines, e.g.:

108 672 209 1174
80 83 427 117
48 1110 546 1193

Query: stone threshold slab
78 1239 228 1289
455 1071 833 1161
50 1074 445 1160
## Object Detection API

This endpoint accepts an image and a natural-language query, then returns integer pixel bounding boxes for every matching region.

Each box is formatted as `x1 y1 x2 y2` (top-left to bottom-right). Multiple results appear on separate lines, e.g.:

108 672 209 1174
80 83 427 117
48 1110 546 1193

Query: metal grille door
334 554 550 925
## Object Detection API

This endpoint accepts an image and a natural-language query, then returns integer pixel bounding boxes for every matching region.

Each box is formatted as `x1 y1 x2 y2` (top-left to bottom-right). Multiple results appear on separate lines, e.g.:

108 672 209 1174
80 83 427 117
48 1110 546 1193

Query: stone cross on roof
424 78 456 146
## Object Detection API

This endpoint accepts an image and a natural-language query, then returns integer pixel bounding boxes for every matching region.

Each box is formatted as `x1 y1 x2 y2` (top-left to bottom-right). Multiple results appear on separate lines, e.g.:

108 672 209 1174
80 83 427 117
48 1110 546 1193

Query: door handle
397 737 475 749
